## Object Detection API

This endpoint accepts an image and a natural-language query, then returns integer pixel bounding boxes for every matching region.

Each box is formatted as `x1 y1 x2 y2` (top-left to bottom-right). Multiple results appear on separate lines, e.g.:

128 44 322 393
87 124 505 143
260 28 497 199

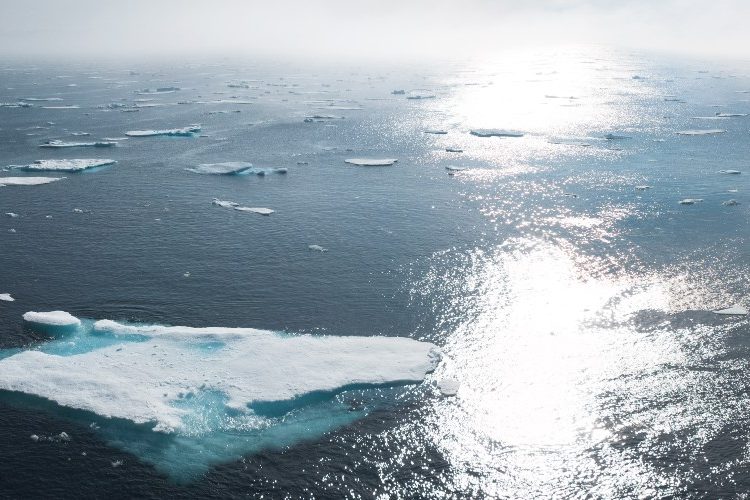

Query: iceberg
16 159 116 172
676 129 726 136
0 317 440 480
125 125 201 137
0 293 14 302
0 177 65 187
344 158 398 166
470 129 524 138
212 198 274 215
187 162 255 175
39 140 116 148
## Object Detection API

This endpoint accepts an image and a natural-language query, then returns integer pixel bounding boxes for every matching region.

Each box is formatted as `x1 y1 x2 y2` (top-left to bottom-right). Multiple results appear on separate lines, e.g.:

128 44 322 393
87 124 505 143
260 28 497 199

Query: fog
1 0 749 62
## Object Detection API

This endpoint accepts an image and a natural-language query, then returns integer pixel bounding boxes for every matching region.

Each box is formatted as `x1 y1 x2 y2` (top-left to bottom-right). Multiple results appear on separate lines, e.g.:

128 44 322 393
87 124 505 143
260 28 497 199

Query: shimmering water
3 46 750 497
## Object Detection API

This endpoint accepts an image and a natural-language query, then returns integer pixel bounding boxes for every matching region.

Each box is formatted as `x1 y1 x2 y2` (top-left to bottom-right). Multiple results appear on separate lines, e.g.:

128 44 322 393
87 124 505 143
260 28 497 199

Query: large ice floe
0 176 65 187
15 159 116 172
0 313 440 481
125 125 201 137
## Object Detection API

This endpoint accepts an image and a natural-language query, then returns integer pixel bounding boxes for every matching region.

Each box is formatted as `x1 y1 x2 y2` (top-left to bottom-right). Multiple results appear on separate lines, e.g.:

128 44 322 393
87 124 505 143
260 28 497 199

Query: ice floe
437 378 460 396
0 293 14 302
40 140 116 148
345 158 398 166
406 91 436 100
723 199 740 206
635 185 652 190
187 162 255 175
308 244 327 252
424 129 448 135
470 129 524 138
0 177 65 187
718 170 741 174
212 198 274 215
445 148 463 153
0 318 440 434
22 310 81 327
16 159 116 172
125 125 201 137
679 198 704 205
136 87 180 95
713 304 748 315
676 129 726 136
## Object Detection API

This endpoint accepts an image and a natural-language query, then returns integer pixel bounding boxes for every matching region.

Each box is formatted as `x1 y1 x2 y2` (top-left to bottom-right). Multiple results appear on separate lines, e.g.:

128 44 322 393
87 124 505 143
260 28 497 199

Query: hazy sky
1 0 749 62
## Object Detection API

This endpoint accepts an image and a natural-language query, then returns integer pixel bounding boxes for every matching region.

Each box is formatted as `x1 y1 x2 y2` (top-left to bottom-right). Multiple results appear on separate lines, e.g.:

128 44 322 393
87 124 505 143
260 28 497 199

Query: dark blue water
3 47 750 497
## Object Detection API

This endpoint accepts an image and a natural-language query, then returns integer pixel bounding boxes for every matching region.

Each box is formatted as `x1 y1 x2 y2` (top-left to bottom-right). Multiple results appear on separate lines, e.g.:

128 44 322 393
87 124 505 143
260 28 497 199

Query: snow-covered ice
308 245 327 252
212 198 274 215
344 158 398 166
0 177 65 187
16 159 116 172
187 162 255 175
22 310 81 327
0 293 14 302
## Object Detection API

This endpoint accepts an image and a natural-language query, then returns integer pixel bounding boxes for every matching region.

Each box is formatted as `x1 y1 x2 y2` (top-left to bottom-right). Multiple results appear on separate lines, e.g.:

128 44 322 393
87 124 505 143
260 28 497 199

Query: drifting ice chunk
345 158 398 166
470 129 524 138
22 97 63 102
0 177 65 187
0 293 14 302
438 378 460 396
0 318 441 433
6 212 18 217
676 129 726 136
715 113 748 117
17 159 116 172
679 198 704 205
308 244 327 252
718 170 741 174
125 125 201 137
22 311 81 327
40 140 116 148
187 162 254 175
212 198 274 215
723 199 739 206
635 185 652 190
713 304 748 315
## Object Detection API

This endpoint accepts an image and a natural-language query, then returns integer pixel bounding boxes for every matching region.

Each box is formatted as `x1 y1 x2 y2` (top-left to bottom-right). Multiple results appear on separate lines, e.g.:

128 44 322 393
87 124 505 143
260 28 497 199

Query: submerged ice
0 315 440 480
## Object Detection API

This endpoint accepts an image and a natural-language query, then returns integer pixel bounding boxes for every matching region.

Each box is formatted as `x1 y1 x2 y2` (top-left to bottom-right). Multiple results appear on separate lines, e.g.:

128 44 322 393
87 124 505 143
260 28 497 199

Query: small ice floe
22 97 63 102
713 304 748 315
445 148 463 153
391 90 406 95
438 378 460 396
635 185 652 191
125 125 201 137
212 198 274 216
111 460 124 468
40 140 116 148
679 198 704 205
470 129 524 138
664 97 685 102
723 199 740 206
5 212 18 217
604 133 631 140
0 177 65 187
8 229 15 233
344 158 398 167
308 244 327 252
29 434 39 442
0 102 32 108
405 90 436 100
71 132 90 136
676 129 726 136
716 112 748 118
718 170 741 174
445 166 466 173
183 272 191 277
0 293 14 302
424 129 448 135
16 159 116 172
304 114 344 121
23 310 81 327
102 137 128 141
41 105 79 110
136 87 180 95
563 193 578 198
187 162 254 175
72 208 84 213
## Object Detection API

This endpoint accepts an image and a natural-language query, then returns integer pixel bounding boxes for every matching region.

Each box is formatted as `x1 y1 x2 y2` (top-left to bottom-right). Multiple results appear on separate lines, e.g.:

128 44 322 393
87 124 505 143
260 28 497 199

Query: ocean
2 46 750 498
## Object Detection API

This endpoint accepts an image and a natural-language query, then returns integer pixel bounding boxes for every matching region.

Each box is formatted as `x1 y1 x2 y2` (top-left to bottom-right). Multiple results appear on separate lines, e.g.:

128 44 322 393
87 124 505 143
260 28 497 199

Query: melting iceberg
15 159 116 172
344 158 398 166
39 140 116 148
0 177 66 187
0 315 440 480
126 125 201 137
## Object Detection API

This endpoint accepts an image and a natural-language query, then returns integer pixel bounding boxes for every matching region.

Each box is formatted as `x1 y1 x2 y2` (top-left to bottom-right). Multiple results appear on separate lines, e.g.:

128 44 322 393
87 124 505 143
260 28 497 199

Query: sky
1 0 749 62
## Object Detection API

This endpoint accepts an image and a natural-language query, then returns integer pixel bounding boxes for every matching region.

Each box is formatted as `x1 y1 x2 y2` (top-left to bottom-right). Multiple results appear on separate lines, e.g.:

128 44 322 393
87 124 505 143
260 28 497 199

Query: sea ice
718 170 741 174
22 310 81 327
723 199 740 206
187 162 255 175
635 185 652 190
713 304 748 315
40 140 116 148
0 177 65 187
676 129 726 136
0 293 14 302
437 378 460 396
470 129 524 138
679 198 704 205
345 158 398 166
125 125 201 137
17 159 116 172
212 199 274 215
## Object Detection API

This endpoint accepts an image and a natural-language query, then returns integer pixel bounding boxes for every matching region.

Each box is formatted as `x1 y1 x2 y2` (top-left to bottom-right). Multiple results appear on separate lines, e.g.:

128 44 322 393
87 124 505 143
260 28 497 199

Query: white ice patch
126 125 201 137
0 293 14 302
16 159 116 172
718 170 741 174
187 162 255 175
470 129 524 138
344 158 398 166
40 140 116 148
22 311 81 326
212 198 274 215
679 198 704 205
713 304 748 315
308 244 327 252
0 319 440 434
0 177 65 187
676 129 726 136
